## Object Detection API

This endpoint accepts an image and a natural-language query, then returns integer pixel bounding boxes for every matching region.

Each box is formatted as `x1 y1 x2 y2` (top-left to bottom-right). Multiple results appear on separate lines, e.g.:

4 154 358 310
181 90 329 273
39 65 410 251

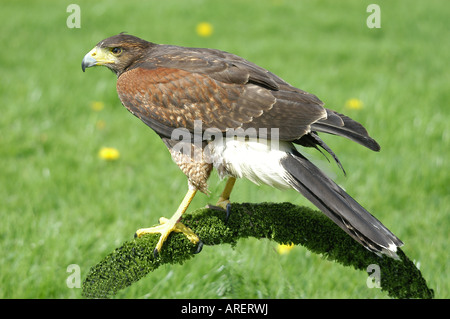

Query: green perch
82 202 434 299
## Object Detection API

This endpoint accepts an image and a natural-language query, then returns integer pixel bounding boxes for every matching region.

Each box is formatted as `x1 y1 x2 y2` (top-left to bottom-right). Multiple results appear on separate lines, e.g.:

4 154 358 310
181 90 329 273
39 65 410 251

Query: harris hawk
82 33 403 258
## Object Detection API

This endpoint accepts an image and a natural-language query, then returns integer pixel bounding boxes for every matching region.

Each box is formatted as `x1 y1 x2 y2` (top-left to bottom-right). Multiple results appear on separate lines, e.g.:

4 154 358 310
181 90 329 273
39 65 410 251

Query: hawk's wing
116 45 327 141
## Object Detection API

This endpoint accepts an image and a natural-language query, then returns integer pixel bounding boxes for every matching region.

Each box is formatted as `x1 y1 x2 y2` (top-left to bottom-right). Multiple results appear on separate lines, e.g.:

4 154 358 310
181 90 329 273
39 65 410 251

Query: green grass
0 0 448 298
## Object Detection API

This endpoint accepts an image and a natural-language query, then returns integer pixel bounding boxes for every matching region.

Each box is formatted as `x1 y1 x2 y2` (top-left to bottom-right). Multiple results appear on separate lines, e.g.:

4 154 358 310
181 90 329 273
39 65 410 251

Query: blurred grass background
0 0 448 298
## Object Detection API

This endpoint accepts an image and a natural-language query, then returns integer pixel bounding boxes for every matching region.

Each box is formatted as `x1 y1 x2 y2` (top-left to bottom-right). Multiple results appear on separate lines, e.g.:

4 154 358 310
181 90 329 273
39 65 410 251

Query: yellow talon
135 188 200 254
215 198 231 211
135 217 199 253
136 178 236 255
216 177 236 209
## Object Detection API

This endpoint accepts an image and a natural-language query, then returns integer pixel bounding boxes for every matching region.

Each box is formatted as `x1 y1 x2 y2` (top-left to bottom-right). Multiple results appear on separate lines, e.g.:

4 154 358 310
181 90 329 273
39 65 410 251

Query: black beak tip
81 60 88 72
81 54 97 72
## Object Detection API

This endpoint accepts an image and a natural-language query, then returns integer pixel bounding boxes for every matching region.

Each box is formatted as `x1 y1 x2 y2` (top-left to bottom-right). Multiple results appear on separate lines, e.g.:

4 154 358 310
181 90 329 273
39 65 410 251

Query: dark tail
311 109 381 152
280 152 403 259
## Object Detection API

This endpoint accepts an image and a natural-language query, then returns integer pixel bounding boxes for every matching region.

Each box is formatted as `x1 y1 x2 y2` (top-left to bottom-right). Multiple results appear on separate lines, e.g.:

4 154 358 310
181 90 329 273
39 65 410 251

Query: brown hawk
82 34 403 258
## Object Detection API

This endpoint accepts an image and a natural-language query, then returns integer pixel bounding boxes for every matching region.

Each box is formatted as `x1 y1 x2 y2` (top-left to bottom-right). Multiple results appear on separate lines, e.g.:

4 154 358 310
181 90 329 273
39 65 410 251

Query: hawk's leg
216 177 236 209
135 188 202 256
208 177 236 222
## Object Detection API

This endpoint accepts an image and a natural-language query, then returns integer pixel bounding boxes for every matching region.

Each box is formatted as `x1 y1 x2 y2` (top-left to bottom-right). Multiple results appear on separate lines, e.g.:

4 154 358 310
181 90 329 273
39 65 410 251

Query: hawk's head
82 33 153 76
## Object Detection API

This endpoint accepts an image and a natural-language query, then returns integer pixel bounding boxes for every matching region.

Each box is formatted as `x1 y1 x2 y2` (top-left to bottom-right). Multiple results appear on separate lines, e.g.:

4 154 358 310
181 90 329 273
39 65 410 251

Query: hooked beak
82 48 98 72
82 47 115 72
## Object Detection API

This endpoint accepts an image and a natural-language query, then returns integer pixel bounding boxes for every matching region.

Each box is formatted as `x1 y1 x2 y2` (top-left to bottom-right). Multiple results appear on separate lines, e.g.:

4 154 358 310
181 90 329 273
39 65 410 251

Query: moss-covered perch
82 202 434 299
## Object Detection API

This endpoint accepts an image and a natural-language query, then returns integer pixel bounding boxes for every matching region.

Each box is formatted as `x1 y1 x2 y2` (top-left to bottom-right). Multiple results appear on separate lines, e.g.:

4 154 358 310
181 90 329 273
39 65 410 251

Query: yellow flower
276 243 294 255
98 147 120 161
345 98 364 110
91 101 105 111
196 22 213 37
96 120 106 130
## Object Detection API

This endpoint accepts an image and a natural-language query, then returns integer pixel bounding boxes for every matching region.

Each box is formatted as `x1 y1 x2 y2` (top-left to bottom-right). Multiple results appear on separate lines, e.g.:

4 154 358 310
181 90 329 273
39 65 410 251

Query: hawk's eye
111 47 122 55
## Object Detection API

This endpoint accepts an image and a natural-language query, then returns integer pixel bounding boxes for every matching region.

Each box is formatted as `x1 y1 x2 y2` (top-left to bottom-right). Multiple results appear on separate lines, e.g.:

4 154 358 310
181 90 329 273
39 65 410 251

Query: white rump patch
208 137 295 190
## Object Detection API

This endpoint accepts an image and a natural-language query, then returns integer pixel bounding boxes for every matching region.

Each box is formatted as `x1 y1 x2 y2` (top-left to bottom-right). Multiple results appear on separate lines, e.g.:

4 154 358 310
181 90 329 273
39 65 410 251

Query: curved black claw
194 240 204 254
225 203 232 223
152 240 202 258
206 203 232 224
